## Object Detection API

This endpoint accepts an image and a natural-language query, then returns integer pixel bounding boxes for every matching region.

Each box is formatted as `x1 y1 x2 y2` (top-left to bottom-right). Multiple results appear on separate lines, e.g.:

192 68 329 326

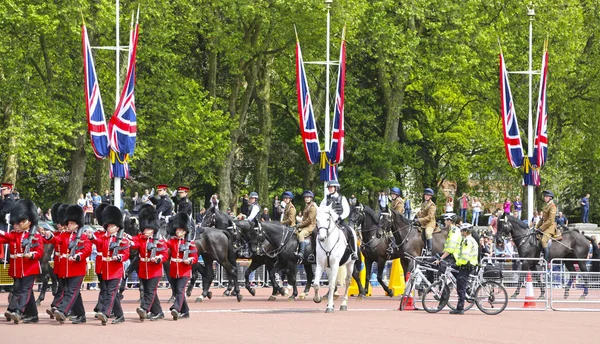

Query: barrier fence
549 258 600 312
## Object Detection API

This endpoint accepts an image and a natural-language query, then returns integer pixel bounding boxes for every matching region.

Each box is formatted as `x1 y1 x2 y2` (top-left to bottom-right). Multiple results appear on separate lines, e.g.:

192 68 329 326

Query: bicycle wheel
422 281 449 313
444 284 475 311
474 281 508 315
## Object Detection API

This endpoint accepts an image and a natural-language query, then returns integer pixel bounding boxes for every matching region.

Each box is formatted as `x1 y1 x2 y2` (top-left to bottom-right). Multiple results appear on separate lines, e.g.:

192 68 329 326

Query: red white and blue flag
320 153 338 182
327 37 346 165
109 23 139 178
499 53 524 168
296 39 321 165
533 49 548 168
82 25 110 159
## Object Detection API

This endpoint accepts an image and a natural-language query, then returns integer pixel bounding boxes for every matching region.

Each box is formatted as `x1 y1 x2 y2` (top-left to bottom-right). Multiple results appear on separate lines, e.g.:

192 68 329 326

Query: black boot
425 239 433 256
345 227 358 260
307 232 316 263
296 241 306 261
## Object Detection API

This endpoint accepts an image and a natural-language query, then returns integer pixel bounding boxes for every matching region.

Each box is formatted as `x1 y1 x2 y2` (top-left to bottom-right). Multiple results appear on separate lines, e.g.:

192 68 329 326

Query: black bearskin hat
138 204 159 232
94 203 109 226
102 205 123 229
9 199 39 226
168 213 190 236
57 204 69 226
50 203 63 226
64 205 84 228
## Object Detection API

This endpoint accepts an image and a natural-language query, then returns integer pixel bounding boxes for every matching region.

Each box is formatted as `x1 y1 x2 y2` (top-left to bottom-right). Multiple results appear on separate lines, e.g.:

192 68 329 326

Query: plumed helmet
57 204 69 226
282 191 294 200
50 202 63 225
138 204 159 233
423 188 434 196
443 213 457 222
390 187 402 196
9 199 39 226
168 213 191 236
102 205 123 230
327 180 340 188
542 190 554 199
460 223 473 233
302 190 314 198
249 192 259 199
94 203 109 226
64 205 85 228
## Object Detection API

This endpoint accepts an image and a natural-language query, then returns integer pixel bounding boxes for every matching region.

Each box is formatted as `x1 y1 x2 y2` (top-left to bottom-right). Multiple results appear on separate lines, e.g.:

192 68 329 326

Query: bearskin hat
57 204 69 226
50 203 63 225
64 205 84 228
138 204 159 232
168 212 191 236
9 199 39 226
94 203 109 226
102 205 123 229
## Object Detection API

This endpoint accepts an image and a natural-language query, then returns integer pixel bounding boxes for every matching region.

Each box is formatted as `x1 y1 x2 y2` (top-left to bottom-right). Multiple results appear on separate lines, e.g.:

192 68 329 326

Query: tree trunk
95 159 110 195
256 57 273 208
1 105 18 184
66 133 87 203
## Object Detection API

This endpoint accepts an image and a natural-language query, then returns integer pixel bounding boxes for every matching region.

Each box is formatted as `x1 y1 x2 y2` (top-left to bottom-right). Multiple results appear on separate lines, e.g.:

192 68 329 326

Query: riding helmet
64 204 85 228
423 188 434 196
249 192 259 200
390 187 402 196
443 213 457 222
302 190 314 198
102 205 124 230
282 191 294 200
9 199 39 226
542 190 554 199
327 180 340 188
460 223 473 233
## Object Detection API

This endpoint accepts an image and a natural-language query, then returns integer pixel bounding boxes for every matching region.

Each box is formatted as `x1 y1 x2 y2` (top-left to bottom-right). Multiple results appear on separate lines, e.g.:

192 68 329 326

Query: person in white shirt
319 180 357 260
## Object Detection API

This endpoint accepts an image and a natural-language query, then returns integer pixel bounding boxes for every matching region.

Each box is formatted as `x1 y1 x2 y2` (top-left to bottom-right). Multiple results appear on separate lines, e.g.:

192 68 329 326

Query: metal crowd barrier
549 258 600 312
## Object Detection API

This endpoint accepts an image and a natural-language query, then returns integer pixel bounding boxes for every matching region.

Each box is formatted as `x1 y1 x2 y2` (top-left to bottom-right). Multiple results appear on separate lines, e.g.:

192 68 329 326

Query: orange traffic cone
522 271 537 308
398 272 416 311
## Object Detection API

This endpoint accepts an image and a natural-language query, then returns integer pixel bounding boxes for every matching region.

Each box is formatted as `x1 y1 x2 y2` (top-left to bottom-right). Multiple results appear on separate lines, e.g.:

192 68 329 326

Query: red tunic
0 231 44 278
92 229 106 275
43 230 65 278
61 231 92 277
131 234 167 279
92 233 130 280
166 237 198 278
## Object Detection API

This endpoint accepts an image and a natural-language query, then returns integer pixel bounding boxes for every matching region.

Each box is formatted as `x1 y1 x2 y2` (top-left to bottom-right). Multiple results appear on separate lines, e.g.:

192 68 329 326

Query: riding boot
542 247 550 261
296 242 306 261
425 239 433 256
307 232 316 263
345 227 358 260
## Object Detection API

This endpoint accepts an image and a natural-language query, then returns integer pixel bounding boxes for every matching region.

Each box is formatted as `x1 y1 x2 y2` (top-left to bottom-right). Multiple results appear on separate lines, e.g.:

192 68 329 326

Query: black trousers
57 276 85 316
170 276 189 314
50 277 66 308
140 277 162 315
94 273 104 313
8 275 37 316
99 278 123 317
455 267 471 311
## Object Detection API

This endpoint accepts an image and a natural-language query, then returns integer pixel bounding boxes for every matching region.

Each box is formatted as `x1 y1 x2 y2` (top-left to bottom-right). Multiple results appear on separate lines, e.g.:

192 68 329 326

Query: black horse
496 213 591 299
35 221 60 305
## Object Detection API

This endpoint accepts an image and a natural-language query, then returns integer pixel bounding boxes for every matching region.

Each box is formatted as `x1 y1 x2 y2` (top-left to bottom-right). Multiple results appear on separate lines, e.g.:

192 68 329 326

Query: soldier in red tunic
165 213 197 320
89 205 130 325
92 203 108 313
132 204 167 321
41 205 92 324
0 200 44 324
45 203 68 319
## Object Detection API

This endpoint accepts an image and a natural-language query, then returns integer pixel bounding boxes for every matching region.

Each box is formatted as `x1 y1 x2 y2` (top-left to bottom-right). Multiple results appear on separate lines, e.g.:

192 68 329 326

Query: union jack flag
320 152 338 182
82 25 109 159
327 37 345 165
296 39 321 165
499 53 524 168
533 49 548 168
109 23 139 178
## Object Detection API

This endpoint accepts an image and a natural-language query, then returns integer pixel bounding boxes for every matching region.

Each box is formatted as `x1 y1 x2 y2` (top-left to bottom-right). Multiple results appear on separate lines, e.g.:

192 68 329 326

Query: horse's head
348 204 364 230
316 205 339 242
496 213 512 245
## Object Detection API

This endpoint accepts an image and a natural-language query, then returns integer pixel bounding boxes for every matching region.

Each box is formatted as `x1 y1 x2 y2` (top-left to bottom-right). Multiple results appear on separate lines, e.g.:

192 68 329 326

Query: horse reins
317 214 342 268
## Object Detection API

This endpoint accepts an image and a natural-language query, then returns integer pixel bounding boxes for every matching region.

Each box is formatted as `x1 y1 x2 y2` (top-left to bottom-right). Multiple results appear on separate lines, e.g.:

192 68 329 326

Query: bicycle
398 254 439 310
422 262 508 315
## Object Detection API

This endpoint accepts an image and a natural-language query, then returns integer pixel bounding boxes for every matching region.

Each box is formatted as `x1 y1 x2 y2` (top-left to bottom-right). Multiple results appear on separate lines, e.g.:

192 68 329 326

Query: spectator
404 197 412 219
210 194 220 210
378 191 388 213
581 193 590 223
471 197 482 226
92 191 102 211
459 193 469 223
240 194 249 215
132 192 141 214
141 189 154 206
445 197 454 213
272 195 281 219
84 192 94 224
196 208 206 224
555 211 569 227
44 208 52 222
531 210 542 228
488 210 499 235
503 198 511 215
494 240 508 258
260 208 270 222
102 189 112 204
77 193 86 208
480 236 492 260
513 195 523 219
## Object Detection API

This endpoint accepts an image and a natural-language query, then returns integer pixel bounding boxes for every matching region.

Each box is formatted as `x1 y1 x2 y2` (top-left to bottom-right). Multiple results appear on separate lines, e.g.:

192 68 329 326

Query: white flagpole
113 0 122 209
526 4 535 224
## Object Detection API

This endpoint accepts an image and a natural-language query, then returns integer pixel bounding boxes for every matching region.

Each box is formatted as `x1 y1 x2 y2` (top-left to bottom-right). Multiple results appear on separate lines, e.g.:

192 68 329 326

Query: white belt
102 257 117 262
54 252 60 257
171 258 184 263
10 254 24 258
96 253 103 257
140 257 153 262
59 254 69 258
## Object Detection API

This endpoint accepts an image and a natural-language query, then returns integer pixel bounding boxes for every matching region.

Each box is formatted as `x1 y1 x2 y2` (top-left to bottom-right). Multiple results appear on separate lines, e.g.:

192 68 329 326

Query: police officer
176 186 192 216
389 187 404 215
280 191 296 227
537 190 557 260
319 180 358 260
434 213 461 266
297 191 317 261
416 188 437 256
450 223 478 315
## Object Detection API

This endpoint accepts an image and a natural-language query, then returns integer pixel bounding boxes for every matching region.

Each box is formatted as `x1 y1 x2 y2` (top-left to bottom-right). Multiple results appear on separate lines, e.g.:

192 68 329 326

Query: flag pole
113 0 122 209
526 3 535 224
324 0 332 198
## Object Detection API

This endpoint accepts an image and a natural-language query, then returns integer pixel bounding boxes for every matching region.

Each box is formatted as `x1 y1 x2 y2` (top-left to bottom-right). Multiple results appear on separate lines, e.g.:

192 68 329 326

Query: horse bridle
316 212 343 268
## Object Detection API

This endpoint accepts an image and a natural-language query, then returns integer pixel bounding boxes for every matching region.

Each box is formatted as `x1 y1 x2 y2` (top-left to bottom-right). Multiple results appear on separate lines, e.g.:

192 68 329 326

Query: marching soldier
176 186 192 216
537 190 557 260
41 205 92 324
45 203 68 319
389 187 404 215
0 200 44 324
296 190 317 262
132 205 167 321
280 191 296 227
89 205 130 325
416 188 437 256
166 213 198 320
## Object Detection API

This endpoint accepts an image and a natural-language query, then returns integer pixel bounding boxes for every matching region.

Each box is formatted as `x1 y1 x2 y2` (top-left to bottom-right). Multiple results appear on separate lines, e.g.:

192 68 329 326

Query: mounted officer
389 187 405 215
280 191 296 227
536 190 557 260
319 180 358 260
176 186 193 217
416 188 437 256
296 190 317 261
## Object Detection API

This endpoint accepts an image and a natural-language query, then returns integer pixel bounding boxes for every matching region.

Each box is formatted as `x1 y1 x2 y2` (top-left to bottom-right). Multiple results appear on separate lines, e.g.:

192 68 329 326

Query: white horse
312 205 357 313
